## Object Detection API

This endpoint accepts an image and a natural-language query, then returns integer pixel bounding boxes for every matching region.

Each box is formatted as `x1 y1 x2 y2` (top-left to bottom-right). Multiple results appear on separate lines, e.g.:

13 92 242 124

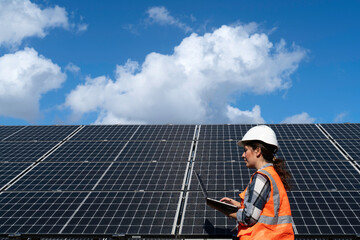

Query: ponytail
245 141 292 191
272 157 292 191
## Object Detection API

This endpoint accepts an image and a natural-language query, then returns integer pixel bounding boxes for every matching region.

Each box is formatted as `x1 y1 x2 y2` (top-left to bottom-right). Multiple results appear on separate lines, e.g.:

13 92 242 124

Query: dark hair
245 141 292 191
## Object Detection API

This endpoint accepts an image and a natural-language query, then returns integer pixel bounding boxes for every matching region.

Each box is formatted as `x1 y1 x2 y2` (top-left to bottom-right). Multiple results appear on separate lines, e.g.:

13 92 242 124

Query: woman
220 125 294 240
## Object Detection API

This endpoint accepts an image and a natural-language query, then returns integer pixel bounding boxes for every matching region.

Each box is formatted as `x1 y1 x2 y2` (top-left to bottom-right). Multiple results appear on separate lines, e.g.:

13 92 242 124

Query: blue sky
0 0 359 125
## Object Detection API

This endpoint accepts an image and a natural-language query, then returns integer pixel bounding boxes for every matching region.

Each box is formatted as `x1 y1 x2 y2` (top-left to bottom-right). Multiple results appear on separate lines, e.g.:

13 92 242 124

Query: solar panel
0 191 88 234
289 191 360 235
277 140 346 161
0 126 26 141
0 191 182 235
198 124 327 141
195 141 242 162
131 125 196 141
179 191 238 236
0 162 32 189
195 140 345 162
8 162 188 191
7 162 112 191
190 162 253 191
320 123 360 140
117 141 192 162
335 139 360 161
198 124 255 141
287 161 360 191
61 191 181 235
69 125 139 141
0 142 59 162
42 141 127 162
1 123 359 239
269 124 328 140
94 162 188 191
4 126 80 142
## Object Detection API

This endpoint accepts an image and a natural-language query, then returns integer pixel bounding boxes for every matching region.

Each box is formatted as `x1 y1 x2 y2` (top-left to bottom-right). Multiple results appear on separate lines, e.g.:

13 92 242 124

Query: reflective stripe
258 169 280 216
258 215 293 225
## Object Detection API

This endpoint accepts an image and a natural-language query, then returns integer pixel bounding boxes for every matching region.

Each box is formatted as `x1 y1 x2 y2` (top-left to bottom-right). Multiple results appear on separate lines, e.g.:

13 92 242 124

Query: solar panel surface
287 161 360 190
289 191 360 235
0 126 26 141
0 162 32 189
131 125 196 141
189 162 253 191
198 124 255 141
335 139 360 161
60 191 181 235
269 124 328 140
42 141 127 162
8 162 188 191
320 123 360 140
116 141 192 162
0 142 59 162
0 191 182 235
4 126 79 142
69 125 139 141
277 140 346 161
179 191 238 235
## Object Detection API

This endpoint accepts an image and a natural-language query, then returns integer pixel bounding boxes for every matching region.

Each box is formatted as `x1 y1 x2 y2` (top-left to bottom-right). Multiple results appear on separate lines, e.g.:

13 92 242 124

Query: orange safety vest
237 166 294 240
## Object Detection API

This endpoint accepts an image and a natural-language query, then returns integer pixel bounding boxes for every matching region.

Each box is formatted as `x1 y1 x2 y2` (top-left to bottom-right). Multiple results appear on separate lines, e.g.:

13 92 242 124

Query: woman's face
242 145 258 168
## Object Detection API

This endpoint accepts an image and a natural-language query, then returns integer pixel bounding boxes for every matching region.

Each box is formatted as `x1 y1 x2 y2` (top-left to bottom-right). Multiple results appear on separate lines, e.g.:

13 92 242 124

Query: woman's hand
220 197 241 208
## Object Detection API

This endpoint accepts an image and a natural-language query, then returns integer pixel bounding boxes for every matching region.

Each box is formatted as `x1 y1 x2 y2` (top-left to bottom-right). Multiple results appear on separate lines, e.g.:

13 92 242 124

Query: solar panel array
0 124 359 239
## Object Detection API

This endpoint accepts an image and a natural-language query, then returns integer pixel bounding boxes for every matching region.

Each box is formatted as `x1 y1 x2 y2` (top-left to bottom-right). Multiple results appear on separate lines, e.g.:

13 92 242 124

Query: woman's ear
255 147 262 157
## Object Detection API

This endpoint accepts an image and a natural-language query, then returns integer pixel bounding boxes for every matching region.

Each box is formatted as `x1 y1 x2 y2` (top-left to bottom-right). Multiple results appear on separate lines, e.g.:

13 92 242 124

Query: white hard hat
237 125 278 149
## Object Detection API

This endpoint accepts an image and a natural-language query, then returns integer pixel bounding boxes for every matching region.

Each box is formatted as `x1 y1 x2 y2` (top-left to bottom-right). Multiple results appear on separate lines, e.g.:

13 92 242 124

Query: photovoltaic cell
0 162 32 189
198 124 255 141
117 141 192 162
0 142 59 162
189 161 254 191
61 191 181 235
132 125 196 141
179 191 238 236
9 162 188 191
42 141 127 162
289 191 360 235
321 123 360 140
287 161 360 191
4 126 79 142
335 139 360 161
69 125 139 141
269 124 327 140
277 140 346 161
0 126 26 141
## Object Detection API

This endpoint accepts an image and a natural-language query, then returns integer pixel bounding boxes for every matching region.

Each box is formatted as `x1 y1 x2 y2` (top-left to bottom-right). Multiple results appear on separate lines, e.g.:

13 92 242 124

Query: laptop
194 170 238 215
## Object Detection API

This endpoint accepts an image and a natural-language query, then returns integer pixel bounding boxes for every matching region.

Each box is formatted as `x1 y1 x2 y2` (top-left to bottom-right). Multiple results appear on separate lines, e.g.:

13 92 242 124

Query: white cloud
0 0 69 48
226 105 265 124
281 112 315 124
334 112 348 123
0 48 66 121
65 24 306 124
65 62 80 73
147 6 192 33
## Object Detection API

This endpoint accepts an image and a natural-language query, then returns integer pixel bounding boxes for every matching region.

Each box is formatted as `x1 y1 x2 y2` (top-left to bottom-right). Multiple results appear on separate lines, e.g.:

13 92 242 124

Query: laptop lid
194 170 208 198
